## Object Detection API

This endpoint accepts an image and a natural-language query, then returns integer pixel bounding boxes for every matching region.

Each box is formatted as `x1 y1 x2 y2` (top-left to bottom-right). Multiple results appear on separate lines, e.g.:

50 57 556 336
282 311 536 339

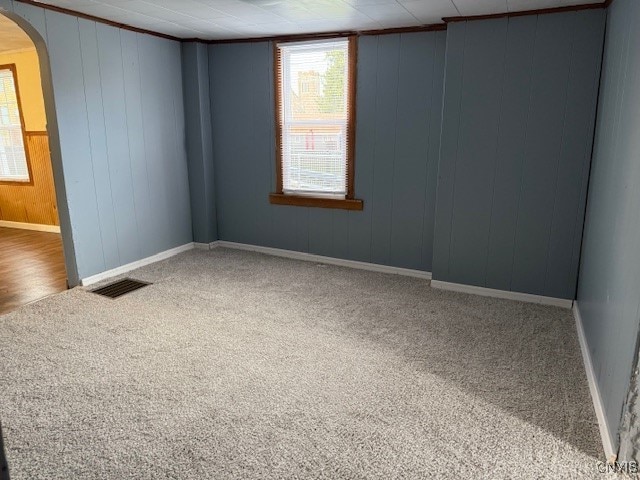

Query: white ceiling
29 0 602 40
0 13 35 53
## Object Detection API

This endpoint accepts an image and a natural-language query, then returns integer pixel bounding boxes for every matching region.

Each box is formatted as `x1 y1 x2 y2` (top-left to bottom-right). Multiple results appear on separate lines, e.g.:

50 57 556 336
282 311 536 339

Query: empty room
0 0 638 478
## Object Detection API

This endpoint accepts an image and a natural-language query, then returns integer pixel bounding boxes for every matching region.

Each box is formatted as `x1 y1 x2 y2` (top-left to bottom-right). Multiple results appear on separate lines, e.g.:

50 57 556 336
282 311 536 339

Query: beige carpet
0 248 606 479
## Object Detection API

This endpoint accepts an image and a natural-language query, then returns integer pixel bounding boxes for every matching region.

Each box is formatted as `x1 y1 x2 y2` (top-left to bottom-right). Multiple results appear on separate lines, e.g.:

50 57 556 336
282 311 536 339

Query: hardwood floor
0 227 67 316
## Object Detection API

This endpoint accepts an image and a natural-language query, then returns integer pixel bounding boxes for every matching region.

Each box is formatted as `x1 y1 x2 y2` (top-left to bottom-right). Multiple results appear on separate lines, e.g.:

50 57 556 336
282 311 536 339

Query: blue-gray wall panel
577 0 640 451
433 10 605 299
369 34 400 266
77 19 118 270
44 10 106 279
182 42 217 244
545 11 604 299
346 35 377 264
432 23 465 279
420 31 446 272
121 30 155 259
389 33 433 269
448 19 507 287
209 32 446 271
96 23 142 266
484 16 537 291
1 1 193 281
137 34 192 256
510 13 574 295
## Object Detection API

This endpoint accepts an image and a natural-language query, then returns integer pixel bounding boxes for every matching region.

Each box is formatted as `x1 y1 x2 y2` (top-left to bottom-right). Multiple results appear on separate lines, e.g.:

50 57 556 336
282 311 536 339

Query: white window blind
0 67 29 183
277 38 350 197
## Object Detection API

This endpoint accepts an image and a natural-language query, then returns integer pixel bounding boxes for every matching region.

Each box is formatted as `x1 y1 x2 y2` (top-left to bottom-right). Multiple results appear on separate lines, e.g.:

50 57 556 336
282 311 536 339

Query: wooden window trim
270 36 363 211
0 64 34 186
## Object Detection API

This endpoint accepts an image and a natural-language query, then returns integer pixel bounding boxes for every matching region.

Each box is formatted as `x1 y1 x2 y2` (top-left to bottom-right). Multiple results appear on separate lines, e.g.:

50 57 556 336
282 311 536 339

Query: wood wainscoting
0 131 59 226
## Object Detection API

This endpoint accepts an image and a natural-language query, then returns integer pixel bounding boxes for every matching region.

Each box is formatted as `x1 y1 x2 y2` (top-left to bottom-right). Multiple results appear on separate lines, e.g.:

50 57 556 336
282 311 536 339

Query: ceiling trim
14 0 181 41
13 0 607 44
359 24 447 36
192 24 447 45
443 2 607 23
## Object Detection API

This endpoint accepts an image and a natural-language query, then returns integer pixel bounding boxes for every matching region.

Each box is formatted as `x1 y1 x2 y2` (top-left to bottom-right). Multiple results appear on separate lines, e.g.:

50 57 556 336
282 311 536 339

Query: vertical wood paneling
0 133 58 225
210 43 256 245
182 42 217 245
78 19 119 269
96 23 141 265
433 10 605 299
166 40 192 250
389 32 433 269
4 1 193 280
250 41 276 249
448 18 507 287
484 15 537 291
121 30 154 258
347 34 377 264
369 34 400 266
44 9 106 277
308 208 333 257
577 0 640 451
421 30 446 272
432 22 467 280
545 9 605 299
510 12 575 295
210 32 446 272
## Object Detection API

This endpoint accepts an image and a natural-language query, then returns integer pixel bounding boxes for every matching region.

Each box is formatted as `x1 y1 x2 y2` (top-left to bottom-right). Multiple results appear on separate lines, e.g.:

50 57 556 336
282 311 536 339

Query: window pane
0 68 29 182
279 39 349 196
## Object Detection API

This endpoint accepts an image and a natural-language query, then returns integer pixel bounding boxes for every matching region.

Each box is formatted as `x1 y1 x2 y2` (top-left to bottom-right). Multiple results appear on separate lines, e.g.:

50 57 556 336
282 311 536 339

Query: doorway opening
0 13 67 315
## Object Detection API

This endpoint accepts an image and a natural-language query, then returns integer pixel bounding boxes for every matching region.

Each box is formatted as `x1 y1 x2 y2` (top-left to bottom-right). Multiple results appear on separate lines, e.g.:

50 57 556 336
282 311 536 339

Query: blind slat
0 68 29 183
277 38 350 196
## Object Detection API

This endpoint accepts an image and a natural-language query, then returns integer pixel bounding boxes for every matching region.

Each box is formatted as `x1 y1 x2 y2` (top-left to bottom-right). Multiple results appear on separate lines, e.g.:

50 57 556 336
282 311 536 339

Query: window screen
275 38 353 198
0 66 29 183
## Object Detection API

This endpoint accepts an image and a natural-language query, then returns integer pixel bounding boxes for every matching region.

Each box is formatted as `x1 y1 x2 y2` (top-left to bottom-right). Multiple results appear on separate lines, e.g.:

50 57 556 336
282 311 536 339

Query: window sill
0 179 32 186
269 193 363 210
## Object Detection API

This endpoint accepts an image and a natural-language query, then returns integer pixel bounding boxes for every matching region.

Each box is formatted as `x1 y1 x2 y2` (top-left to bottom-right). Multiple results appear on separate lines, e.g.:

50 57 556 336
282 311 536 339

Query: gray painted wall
577 0 640 456
0 0 193 281
209 31 446 271
182 42 217 244
432 10 605 299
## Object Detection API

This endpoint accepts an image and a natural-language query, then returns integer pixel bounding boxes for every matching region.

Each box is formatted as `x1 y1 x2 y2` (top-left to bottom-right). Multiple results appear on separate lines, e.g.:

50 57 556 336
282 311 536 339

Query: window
270 37 362 210
0 65 30 184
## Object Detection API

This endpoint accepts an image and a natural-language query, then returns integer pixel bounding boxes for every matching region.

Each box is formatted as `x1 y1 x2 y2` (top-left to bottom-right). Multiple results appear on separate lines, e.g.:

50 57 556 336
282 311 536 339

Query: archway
0 10 78 314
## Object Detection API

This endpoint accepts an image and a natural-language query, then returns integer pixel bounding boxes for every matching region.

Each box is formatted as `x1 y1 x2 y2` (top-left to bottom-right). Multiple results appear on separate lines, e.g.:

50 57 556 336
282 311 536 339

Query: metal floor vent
91 278 151 299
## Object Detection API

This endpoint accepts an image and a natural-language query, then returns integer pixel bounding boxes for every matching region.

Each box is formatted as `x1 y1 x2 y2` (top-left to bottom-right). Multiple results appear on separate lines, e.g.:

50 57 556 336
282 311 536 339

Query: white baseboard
0 220 61 233
573 302 617 463
211 240 432 280
430 279 574 309
80 243 195 286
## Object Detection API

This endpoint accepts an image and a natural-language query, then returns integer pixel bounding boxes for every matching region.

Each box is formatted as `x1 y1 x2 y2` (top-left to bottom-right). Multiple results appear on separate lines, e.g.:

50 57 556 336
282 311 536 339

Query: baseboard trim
211 240 432 280
0 220 61 233
80 243 195 286
430 279 574 309
573 302 617 463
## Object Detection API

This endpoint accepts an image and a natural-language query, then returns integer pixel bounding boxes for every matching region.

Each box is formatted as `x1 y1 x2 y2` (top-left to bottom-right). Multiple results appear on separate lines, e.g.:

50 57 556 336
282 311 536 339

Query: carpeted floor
0 248 608 479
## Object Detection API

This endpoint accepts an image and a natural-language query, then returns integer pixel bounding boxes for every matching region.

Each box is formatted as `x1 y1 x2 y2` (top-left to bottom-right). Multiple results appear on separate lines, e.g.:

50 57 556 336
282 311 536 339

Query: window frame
269 36 362 211
0 63 33 186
